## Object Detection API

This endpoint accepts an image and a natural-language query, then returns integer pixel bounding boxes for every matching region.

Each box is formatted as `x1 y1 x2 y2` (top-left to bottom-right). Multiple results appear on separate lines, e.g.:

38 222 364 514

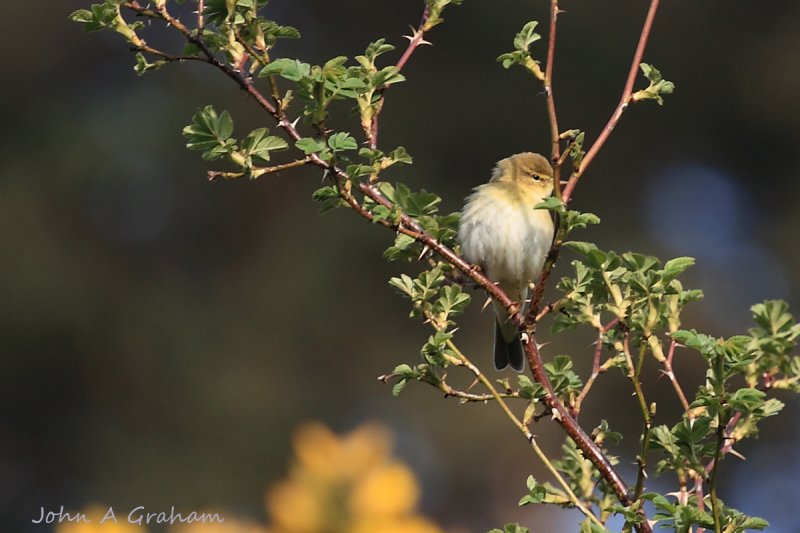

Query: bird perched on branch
458 152 555 371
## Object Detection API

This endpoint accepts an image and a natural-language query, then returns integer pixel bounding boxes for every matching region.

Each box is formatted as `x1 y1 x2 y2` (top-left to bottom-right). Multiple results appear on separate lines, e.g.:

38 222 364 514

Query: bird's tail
493 319 525 371
491 289 527 372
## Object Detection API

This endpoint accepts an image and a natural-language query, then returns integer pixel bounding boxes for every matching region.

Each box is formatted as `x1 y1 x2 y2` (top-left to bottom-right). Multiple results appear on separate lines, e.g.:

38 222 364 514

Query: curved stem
561 0 661 204
369 5 432 149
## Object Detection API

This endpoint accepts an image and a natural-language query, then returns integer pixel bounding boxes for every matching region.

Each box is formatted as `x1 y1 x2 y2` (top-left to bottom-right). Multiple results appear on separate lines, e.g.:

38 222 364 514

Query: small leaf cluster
535 196 600 237
70 1 144 46
747 299 800 390
554 243 700 337
632 63 675 105
423 0 464 31
182 105 288 178
201 0 300 69
643 493 768 533
545 240 796 529
497 21 545 80
262 39 404 134
388 267 470 329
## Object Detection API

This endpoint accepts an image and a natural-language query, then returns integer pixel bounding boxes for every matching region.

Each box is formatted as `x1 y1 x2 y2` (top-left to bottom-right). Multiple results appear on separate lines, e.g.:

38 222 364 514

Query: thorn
290 116 301 129
481 296 492 312
418 245 430 260
466 377 480 391
729 448 746 461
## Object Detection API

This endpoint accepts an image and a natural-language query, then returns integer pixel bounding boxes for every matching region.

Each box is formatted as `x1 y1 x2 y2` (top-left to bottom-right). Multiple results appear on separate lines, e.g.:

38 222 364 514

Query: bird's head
491 152 554 195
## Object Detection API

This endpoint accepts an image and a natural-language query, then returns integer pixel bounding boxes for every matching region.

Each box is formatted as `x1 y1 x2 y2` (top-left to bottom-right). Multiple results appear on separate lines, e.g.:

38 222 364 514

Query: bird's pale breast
459 183 554 288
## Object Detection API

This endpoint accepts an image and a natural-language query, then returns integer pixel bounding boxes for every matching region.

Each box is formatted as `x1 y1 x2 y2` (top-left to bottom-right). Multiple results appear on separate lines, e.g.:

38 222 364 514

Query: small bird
458 153 555 371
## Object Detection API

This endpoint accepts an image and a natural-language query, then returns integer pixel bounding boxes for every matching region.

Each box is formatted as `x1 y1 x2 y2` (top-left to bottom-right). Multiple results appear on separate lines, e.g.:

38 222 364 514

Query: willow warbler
458 153 555 371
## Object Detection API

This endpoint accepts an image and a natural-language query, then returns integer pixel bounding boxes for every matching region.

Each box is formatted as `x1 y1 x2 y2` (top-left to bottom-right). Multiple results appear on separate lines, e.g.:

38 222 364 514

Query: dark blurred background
3 1 800 531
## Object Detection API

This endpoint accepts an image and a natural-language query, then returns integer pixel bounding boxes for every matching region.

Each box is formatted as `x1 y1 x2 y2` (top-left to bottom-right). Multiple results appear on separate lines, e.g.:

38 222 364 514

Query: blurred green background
3 1 800 531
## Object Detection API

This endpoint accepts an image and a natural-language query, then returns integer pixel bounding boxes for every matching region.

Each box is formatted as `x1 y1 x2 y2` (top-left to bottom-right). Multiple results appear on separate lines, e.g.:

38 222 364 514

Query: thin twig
133 43 206 63
704 412 743 475
561 0 661 204
197 0 205 33
544 0 562 196
369 6 432 149
662 339 691 411
573 318 619 416
438 380 519 402
623 333 653 503
207 158 310 181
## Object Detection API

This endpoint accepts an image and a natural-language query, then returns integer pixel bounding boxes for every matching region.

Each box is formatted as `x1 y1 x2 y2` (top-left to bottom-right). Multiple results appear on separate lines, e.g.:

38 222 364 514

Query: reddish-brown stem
544 0 562 196
524 339 653 533
663 339 691 412
369 6 432 149
396 7 431 72
573 318 620 417
704 412 743 475
561 0 661 204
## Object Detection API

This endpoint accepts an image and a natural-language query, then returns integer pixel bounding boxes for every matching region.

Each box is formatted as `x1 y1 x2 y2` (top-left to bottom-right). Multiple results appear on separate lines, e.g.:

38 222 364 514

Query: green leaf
311 185 345 214
535 196 564 212
394 183 442 217
295 137 327 155
513 21 542 52
563 241 607 269
518 476 548 506
632 63 675 105
435 285 471 319
388 146 413 165
182 105 237 161
241 128 288 162
517 375 545 400
662 256 695 282
260 58 312 80
392 378 408 396
133 52 166 76
497 20 544 78
70 3 118 32
728 387 765 415
327 132 358 152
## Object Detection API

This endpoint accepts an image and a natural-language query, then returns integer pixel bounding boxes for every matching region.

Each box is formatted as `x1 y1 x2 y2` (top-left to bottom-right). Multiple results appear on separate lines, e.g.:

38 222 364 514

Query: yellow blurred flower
171 519 269 533
58 423 443 533
266 422 443 533
56 506 141 533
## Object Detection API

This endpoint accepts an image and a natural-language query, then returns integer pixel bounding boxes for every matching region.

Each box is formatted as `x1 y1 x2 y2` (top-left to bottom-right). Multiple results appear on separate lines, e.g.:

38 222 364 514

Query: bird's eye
531 173 541 181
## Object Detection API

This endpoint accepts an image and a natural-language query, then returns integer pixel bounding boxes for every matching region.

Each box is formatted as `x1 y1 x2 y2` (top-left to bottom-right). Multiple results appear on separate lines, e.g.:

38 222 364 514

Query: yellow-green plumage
458 153 555 371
